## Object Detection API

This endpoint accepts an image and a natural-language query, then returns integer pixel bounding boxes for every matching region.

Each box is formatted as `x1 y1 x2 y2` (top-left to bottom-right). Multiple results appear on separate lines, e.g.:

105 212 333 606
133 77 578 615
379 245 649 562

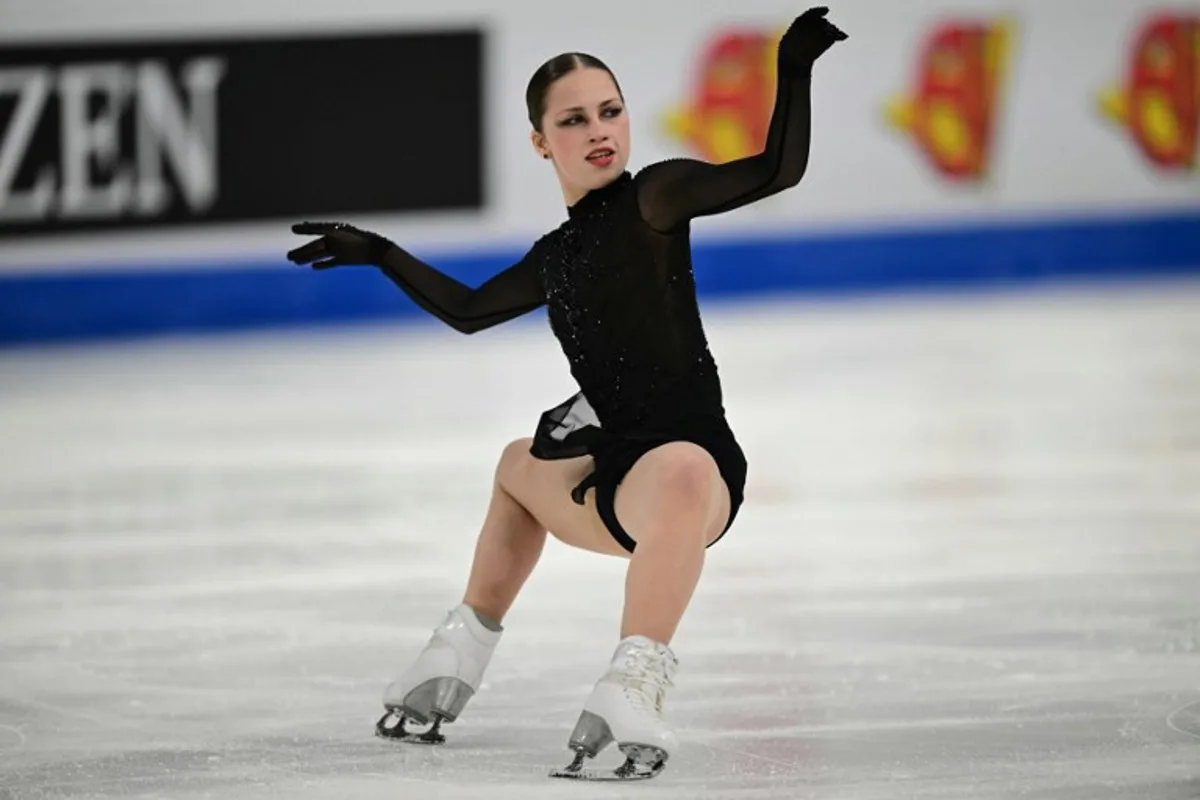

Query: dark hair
526 52 623 132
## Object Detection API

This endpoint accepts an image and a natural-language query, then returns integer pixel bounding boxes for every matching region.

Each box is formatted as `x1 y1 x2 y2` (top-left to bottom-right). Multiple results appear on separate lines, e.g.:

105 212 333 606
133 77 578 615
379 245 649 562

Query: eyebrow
558 97 623 114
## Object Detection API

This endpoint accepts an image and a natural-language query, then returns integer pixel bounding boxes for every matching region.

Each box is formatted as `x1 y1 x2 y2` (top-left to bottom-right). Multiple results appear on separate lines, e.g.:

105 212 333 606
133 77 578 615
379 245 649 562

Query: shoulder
632 158 711 233
529 224 567 255
634 158 707 187
632 158 715 209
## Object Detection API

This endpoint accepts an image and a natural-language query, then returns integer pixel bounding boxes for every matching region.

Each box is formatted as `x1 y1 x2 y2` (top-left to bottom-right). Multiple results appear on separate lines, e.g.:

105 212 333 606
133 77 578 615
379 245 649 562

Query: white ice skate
551 635 680 781
375 602 501 745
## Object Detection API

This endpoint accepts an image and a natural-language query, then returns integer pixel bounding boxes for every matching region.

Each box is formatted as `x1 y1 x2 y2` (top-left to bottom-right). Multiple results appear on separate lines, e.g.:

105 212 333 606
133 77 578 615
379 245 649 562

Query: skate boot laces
611 639 678 716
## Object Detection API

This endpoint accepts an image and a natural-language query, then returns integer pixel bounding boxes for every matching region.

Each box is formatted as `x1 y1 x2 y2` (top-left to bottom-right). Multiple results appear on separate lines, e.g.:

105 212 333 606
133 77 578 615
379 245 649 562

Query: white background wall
1 0 1197 273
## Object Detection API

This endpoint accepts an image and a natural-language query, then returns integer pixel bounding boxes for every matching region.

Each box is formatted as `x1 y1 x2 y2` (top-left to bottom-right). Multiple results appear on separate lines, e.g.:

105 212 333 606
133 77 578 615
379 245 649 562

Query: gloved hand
287 222 395 270
778 7 848 74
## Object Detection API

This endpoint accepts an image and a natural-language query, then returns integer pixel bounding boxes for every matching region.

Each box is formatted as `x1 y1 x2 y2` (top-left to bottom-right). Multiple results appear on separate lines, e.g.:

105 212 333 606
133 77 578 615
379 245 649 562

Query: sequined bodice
536 173 723 432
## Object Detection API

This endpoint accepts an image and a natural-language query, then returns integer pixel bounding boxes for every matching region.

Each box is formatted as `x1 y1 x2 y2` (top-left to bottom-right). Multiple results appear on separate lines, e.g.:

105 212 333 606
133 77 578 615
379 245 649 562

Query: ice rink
2 283 1199 799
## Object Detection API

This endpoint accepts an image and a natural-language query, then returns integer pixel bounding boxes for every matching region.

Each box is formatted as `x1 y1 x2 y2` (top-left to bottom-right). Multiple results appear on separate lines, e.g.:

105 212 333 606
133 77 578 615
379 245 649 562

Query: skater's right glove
287 222 396 270
778 7 848 75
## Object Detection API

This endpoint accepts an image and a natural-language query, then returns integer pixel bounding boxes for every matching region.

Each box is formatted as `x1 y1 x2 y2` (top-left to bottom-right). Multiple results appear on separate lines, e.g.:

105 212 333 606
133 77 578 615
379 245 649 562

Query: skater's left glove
287 222 396 270
778 7 848 75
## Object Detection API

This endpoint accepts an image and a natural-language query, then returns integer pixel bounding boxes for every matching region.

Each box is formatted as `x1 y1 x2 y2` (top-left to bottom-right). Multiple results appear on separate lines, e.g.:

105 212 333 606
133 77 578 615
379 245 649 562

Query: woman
287 7 846 781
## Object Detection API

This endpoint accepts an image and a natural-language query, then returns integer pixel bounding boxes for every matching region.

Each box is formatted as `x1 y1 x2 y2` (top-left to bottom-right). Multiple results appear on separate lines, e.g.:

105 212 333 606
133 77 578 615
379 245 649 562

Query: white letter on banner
0 67 56 221
134 57 227 215
57 62 135 218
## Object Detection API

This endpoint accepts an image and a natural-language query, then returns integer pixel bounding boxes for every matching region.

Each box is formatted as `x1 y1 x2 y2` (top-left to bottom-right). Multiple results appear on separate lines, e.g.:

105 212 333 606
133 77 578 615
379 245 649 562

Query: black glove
778 7 848 74
287 222 395 270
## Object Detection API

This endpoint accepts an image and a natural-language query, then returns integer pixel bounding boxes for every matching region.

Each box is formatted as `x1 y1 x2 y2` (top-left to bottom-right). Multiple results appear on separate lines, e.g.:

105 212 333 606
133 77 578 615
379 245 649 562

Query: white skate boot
551 635 680 781
375 602 502 744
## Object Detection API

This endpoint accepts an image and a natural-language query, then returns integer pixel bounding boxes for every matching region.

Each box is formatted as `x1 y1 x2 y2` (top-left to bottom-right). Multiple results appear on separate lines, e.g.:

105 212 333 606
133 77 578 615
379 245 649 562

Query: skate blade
549 743 668 781
375 709 447 745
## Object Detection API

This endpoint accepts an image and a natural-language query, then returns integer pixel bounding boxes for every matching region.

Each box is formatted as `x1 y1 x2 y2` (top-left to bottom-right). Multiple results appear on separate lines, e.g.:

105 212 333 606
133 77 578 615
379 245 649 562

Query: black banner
0 29 484 237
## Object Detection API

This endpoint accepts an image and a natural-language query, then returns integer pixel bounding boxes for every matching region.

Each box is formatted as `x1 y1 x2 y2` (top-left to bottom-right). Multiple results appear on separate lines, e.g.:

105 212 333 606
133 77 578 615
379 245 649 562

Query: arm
635 71 813 232
376 244 545 335
635 7 847 232
287 222 545 335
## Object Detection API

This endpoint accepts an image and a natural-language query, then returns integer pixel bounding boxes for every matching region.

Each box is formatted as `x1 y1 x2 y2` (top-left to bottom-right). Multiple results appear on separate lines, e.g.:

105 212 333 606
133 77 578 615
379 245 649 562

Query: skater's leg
551 444 731 778
461 440 551 624
459 437 726 645
462 438 629 623
383 439 629 741
613 443 731 644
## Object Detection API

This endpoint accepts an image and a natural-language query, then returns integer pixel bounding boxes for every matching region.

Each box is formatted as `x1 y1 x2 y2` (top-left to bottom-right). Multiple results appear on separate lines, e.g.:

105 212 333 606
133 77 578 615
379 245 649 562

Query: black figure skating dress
287 33 822 553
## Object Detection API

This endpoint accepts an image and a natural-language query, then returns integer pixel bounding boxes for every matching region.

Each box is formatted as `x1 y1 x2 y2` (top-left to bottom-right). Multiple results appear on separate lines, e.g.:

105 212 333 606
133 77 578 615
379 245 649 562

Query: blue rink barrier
1 208 1199 345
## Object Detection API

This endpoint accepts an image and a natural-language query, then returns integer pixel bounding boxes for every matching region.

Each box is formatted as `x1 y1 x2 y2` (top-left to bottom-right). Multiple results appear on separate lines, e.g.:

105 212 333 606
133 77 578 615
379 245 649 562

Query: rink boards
0 0 1198 343
1 209 1199 344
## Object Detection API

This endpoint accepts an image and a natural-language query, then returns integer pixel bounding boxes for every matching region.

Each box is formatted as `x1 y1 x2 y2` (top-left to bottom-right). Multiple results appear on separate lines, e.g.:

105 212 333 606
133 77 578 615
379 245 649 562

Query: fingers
286 237 329 264
291 221 342 236
807 14 847 44
288 221 360 267
791 8 846 42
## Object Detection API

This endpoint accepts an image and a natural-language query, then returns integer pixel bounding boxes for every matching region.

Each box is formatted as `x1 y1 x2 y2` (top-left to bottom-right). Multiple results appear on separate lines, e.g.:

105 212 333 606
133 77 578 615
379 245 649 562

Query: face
533 67 631 203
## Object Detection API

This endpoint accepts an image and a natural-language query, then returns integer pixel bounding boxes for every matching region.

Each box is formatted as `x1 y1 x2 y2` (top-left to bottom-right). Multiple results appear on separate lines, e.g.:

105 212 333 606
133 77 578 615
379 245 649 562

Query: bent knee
616 443 729 544
643 443 720 503
495 437 535 491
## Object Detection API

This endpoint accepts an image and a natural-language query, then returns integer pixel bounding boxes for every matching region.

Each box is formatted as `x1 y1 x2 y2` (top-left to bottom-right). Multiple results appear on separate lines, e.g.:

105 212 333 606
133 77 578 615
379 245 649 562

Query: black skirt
528 391 747 553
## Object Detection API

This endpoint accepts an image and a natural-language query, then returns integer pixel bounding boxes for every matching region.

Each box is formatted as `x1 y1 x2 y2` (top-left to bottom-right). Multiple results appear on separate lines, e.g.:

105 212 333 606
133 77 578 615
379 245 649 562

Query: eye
557 115 585 127
602 106 623 118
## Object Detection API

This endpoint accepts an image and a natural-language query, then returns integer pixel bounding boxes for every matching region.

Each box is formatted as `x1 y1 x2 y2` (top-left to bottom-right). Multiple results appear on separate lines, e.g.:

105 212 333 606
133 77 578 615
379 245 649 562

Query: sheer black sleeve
635 66 814 233
377 243 546 335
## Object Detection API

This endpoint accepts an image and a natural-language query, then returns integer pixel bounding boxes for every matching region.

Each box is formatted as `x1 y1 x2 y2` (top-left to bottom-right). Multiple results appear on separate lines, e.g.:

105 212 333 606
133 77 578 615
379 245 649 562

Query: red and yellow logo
885 19 1014 180
662 28 784 163
1099 14 1199 171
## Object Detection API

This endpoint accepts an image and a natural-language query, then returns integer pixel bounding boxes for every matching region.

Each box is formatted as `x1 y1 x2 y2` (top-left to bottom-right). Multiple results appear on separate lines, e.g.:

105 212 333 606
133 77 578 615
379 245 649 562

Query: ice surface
1 284 1199 799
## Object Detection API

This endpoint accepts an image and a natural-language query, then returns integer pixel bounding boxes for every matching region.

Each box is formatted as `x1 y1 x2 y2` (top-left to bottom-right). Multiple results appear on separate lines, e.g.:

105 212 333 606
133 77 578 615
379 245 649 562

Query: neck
561 181 588 209
560 171 630 215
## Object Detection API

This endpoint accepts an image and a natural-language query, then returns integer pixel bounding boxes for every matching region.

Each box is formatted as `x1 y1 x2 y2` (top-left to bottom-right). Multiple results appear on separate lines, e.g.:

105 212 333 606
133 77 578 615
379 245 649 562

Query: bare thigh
497 438 630 558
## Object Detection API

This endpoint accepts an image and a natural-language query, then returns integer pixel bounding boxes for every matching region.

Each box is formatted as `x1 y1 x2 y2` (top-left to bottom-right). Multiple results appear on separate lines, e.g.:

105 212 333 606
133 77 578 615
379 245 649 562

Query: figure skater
286 6 846 781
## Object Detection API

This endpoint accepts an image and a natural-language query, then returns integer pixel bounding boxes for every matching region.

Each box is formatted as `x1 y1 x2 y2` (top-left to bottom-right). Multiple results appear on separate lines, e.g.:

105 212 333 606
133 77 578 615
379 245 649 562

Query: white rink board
1 0 1197 270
